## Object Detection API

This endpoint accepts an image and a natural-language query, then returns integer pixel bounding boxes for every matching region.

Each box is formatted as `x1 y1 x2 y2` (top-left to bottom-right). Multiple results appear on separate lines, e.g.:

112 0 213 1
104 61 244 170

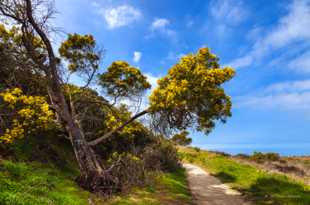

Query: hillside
179 147 310 205
0 158 194 205
0 135 193 205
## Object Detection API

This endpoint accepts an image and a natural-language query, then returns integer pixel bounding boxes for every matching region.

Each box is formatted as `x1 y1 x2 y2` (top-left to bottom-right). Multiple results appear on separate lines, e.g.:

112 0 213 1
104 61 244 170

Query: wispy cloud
209 0 247 37
229 0 310 69
147 18 177 40
265 79 310 93
288 50 310 73
133 51 142 63
210 0 247 25
95 4 142 29
236 79 310 110
150 18 170 31
160 51 185 64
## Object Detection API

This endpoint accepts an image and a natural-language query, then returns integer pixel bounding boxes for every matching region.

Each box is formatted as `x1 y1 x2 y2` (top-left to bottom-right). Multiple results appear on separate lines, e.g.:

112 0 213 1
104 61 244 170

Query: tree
171 131 192 146
0 88 54 143
0 0 235 193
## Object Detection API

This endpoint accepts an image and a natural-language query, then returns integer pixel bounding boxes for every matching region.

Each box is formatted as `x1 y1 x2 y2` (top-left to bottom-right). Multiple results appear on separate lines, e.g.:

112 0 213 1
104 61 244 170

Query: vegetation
0 158 192 205
0 160 89 205
249 152 281 163
179 147 310 205
106 168 193 205
0 0 234 194
171 131 192 146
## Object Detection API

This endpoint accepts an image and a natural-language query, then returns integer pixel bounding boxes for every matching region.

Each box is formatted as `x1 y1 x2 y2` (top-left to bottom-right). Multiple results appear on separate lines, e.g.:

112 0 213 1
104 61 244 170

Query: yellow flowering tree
0 0 235 192
0 88 55 143
149 48 235 134
90 47 235 146
98 61 151 102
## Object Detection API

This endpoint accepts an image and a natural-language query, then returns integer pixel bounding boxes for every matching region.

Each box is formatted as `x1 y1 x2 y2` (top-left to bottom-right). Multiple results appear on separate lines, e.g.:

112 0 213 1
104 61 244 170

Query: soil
183 163 252 205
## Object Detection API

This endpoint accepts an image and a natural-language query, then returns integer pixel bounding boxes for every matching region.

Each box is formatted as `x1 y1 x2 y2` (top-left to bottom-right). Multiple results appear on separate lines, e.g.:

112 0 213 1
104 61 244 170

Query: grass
105 168 193 205
0 159 193 205
0 160 90 205
179 147 310 205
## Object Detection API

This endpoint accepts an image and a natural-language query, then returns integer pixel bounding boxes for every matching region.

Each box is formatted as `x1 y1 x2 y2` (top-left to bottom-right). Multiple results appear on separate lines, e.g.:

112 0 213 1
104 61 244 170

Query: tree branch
88 109 149 146
25 0 58 81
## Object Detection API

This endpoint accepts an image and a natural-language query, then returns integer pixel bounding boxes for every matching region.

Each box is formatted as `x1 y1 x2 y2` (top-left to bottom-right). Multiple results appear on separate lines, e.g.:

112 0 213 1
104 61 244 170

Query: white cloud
151 18 170 31
210 0 247 26
265 79 310 93
229 0 310 69
148 18 176 39
209 0 247 37
288 51 310 73
226 55 253 68
236 92 310 110
145 73 160 90
236 79 310 110
133 51 142 63
100 5 141 29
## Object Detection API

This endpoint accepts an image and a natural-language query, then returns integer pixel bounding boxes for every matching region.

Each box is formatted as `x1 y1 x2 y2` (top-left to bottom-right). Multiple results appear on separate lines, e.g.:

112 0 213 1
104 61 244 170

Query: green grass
179 147 310 205
0 160 90 205
0 159 193 205
105 168 193 205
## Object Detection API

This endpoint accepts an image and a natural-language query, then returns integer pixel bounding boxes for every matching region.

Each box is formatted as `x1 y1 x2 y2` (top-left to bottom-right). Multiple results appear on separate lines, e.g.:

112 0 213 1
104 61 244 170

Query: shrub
251 152 280 163
193 147 200 152
142 139 180 172
235 153 249 159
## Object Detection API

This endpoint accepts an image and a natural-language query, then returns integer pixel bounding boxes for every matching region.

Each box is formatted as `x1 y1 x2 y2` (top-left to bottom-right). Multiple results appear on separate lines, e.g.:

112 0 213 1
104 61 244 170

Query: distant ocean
195 143 310 156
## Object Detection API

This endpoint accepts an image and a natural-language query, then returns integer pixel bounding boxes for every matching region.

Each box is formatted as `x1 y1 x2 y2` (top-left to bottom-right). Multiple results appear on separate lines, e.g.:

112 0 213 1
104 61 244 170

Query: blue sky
53 0 310 156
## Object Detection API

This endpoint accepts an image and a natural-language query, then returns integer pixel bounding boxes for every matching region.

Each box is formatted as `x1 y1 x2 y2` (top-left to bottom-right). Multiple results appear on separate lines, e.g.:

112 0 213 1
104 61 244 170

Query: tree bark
23 0 107 191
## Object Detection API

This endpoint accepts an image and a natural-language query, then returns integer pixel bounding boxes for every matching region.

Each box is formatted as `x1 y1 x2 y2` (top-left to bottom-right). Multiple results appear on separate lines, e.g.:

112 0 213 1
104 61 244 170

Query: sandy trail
183 163 252 205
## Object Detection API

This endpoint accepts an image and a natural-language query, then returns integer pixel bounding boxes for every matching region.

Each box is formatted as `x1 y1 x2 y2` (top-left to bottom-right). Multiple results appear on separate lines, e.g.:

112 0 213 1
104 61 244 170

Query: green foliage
98 61 151 99
171 130 192 146
179 147 310 205
149 47 235 134
62 84 110 142
97 105 156 159
143 139 180 172
0 160 89 205
0 24 47 95
59 33 100 76
1 132 80 174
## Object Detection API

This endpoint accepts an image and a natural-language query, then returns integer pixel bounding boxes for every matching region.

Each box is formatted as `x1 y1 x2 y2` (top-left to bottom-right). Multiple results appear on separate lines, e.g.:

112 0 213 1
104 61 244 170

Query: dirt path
183 163 252 205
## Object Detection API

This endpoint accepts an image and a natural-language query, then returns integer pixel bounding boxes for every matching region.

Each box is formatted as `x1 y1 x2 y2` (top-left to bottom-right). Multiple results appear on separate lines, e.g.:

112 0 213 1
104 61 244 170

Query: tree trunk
49 90 115 193
0 0 116 194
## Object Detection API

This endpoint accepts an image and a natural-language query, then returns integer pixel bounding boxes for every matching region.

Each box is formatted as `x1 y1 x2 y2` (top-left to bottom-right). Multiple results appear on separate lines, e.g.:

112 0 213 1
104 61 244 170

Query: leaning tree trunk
49 89 115 194
9 0 117 194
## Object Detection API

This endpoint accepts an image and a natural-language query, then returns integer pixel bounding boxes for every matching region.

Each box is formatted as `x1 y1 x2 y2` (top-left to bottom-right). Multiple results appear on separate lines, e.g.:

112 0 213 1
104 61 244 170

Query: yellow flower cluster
0 88 54 143
148 47 235 132
98 61 151 98
149 47 235 113
105 106 146 138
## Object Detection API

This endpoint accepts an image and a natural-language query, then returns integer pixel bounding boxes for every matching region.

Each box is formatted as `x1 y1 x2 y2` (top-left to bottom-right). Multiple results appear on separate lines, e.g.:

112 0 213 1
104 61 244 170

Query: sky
53 0 310 156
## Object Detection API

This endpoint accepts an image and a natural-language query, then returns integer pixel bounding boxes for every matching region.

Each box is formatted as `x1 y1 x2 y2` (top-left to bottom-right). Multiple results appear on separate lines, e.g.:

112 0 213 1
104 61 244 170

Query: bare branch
88 109 149 146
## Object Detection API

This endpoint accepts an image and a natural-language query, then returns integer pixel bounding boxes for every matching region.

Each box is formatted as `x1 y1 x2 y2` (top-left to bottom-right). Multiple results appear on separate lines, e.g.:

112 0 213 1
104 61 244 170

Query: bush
142 139 180 172
100 152 149 195
193 147 200 152
96 139 180 196
235 153 249 159
251 152 280 163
